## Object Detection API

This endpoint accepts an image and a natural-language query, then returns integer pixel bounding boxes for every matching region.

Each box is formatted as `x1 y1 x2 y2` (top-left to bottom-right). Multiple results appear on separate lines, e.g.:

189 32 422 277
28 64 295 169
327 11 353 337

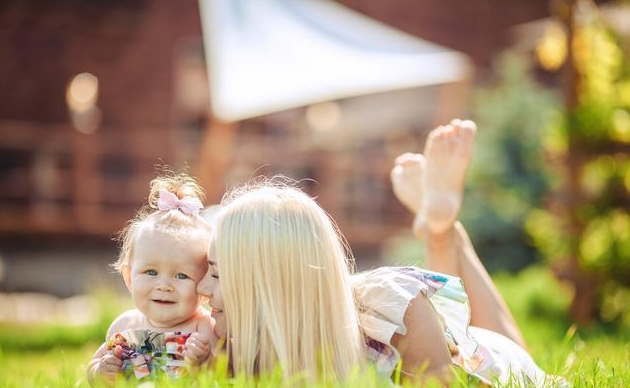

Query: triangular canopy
199 0 471 122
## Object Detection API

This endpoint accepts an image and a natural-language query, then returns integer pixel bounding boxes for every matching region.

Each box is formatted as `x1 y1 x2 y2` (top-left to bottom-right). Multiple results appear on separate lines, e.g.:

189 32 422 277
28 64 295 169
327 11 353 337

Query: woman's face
197 240 227 339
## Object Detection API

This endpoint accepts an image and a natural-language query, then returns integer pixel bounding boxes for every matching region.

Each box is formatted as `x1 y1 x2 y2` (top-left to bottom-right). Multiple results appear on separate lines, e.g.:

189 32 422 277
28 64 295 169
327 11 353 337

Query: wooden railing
0 121 173 236
0 120 413 249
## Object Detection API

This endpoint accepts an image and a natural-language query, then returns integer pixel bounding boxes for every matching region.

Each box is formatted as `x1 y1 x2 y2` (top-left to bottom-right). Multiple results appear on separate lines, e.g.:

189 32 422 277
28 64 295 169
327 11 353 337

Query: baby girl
87 172 216 385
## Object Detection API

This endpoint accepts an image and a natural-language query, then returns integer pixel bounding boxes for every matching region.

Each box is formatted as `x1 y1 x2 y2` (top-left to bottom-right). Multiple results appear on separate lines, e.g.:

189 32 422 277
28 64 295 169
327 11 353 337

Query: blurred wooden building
0 0 572 294
0 0 206 239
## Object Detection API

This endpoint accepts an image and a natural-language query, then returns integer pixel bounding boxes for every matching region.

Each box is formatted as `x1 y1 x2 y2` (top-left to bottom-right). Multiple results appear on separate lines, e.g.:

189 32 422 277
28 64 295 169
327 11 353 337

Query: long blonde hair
214 181 365 381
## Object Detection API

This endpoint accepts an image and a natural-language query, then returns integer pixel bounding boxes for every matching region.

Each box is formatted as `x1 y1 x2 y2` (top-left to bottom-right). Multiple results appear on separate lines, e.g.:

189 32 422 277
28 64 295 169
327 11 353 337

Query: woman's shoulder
351 267 444 344
352 266 456 377
352 266 479 367
353 267 504 384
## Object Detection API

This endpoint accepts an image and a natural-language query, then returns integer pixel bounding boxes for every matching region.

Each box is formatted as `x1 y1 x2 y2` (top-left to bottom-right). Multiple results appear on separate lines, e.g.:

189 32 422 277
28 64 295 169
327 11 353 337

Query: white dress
351 266 560 387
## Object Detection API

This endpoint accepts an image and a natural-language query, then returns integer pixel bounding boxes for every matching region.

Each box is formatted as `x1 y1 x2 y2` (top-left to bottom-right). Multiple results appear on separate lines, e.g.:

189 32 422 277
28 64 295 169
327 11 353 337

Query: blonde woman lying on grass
195 119 567 387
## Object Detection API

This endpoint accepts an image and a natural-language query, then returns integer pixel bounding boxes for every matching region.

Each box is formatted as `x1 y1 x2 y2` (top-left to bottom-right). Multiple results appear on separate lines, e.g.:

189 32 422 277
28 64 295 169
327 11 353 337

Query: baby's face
129 228 209 328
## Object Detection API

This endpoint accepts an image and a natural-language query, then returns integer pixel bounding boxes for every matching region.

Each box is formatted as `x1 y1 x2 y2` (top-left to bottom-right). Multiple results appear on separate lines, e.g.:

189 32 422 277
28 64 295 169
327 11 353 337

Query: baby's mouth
152 299 176 304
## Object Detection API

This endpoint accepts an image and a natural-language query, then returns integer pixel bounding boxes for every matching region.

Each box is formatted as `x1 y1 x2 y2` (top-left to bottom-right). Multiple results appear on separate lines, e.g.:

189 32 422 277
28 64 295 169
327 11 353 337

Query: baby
87 172 216 386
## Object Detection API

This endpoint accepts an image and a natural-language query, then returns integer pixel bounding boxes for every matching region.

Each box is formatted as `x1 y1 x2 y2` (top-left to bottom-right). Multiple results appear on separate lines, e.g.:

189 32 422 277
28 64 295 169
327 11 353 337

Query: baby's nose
156 282 174 292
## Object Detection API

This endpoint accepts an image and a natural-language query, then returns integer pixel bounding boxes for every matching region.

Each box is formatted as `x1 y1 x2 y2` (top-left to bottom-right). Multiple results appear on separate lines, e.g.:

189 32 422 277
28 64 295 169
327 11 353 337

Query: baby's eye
175 273 189 280
211 274 219 279
145 269 157 276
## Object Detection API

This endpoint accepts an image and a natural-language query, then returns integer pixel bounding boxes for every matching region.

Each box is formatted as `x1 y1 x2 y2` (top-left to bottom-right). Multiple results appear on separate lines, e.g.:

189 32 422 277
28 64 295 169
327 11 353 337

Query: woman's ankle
422 223 460 276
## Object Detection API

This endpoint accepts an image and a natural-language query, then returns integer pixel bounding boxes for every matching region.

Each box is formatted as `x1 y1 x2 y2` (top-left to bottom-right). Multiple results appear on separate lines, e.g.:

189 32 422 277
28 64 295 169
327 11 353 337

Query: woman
197 120 561 386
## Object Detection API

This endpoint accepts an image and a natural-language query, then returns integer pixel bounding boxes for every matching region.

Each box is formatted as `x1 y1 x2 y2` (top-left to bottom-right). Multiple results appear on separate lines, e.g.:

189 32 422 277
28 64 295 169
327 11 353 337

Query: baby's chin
147 313 199 330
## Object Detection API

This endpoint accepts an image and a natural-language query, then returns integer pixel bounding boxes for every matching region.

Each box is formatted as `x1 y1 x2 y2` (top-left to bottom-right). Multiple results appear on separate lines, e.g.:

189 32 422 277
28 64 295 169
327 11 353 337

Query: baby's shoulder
106 309 146 337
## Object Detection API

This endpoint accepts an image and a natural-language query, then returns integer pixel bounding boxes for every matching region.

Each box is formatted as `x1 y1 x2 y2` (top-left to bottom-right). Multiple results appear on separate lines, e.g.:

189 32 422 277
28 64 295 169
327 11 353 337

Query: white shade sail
199 0 472 122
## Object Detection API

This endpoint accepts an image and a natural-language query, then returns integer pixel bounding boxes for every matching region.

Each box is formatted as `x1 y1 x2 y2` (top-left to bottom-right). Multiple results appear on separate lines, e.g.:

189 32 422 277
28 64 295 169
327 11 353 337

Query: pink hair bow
157 188 203 216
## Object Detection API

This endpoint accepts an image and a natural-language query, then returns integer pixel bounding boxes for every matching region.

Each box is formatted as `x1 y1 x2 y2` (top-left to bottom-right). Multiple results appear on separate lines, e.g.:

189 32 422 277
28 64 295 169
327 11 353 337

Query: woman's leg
452 222 526 348
391 119 526 348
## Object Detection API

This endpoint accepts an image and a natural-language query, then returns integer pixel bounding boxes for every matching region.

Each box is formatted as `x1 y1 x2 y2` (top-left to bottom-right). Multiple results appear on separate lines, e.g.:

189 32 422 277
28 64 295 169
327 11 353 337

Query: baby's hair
113 169 212 272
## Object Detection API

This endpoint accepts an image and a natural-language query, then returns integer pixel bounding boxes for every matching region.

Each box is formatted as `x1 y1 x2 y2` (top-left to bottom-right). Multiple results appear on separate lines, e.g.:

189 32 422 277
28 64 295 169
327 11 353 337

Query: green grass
1 266 628 387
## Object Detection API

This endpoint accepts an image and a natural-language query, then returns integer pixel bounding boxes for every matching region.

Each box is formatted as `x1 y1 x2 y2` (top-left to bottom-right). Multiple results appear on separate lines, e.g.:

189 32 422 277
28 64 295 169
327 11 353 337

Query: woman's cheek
214 314 227 339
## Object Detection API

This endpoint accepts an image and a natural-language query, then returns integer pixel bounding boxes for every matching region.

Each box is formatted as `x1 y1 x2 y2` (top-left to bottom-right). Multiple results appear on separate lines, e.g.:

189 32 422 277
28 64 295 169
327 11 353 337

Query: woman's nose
196 273 212 297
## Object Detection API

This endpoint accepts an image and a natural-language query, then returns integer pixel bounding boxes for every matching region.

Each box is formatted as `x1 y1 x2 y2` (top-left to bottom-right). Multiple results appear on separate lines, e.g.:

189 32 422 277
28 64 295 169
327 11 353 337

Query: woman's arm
390 293 454 384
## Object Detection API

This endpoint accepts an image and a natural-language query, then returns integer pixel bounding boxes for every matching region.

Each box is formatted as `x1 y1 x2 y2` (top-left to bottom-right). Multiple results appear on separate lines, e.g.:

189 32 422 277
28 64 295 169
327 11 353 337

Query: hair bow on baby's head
157 188 203 216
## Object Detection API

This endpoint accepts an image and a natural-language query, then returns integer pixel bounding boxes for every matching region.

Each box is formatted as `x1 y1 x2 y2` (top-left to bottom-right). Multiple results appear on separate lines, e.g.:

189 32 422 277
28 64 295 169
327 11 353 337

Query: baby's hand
97 345 124 385
184 332 213 366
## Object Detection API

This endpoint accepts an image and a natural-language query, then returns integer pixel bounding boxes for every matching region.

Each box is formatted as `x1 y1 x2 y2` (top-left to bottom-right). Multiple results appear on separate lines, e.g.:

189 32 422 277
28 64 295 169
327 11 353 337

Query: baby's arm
184 310 217 367
87 342 124 386
87 310 142 386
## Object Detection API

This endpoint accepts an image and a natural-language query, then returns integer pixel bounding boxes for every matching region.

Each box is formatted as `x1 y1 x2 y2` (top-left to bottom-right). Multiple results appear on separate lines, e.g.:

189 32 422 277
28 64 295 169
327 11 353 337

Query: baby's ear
121 264 132 292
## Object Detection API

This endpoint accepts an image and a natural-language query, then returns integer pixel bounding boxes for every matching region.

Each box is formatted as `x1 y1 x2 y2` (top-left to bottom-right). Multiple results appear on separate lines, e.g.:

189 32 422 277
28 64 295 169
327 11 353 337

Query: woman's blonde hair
214 180 365 382
113 170 212 272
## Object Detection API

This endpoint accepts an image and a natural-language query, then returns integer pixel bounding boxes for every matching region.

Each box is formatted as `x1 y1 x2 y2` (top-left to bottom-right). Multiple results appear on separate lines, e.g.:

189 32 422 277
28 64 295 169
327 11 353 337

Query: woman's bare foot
416 119 476 236
390 153 425 214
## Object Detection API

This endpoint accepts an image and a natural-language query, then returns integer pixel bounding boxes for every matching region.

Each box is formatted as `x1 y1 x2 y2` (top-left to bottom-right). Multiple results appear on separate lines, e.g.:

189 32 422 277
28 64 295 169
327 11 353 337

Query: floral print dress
352 267 557 387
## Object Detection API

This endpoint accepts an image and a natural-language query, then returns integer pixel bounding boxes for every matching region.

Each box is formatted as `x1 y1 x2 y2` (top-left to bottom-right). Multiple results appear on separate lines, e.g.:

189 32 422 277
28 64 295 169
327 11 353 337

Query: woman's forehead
200 205 221 228
207 236 217 258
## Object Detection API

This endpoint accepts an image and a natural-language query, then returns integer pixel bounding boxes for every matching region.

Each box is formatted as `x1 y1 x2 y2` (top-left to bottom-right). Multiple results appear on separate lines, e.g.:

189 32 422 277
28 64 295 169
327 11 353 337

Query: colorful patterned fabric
106 330 191 379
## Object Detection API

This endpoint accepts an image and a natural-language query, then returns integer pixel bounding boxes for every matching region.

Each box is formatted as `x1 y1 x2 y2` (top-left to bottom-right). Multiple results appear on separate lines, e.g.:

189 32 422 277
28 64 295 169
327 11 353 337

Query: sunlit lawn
0 344 97 387
1 266 628 387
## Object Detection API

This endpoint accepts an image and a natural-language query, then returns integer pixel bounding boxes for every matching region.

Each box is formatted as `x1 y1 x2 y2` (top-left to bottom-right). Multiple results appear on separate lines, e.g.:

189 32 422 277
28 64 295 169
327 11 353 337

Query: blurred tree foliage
525 0 630 325
462 53 560 272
